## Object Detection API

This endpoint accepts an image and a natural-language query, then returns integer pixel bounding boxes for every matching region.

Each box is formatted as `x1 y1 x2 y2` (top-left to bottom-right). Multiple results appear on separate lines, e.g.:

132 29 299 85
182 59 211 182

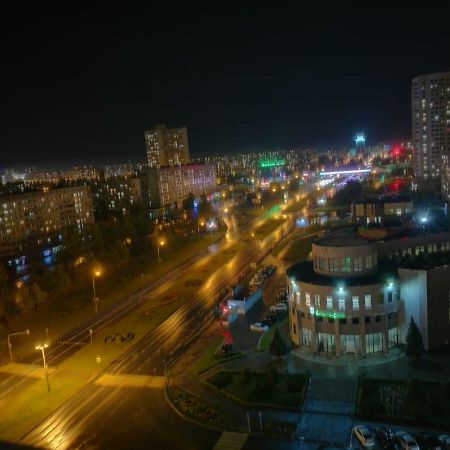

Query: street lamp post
92 269 102 314
157 239 165 262
36 343 50 393
7 329 30 362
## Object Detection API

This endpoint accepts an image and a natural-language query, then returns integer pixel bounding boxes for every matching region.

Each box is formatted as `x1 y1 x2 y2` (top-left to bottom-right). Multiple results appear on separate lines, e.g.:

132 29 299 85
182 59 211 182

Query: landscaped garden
167 385 228 429
357 376 450 428
207 369 308 409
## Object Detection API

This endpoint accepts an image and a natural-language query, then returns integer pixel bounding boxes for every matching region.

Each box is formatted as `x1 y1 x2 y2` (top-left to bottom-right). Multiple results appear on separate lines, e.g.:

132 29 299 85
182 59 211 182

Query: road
19 241 266 449
9 187 318 449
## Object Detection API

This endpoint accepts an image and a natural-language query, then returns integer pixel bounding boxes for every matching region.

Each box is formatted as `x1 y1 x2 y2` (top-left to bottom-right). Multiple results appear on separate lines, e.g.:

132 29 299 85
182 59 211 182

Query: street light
197 220 205 234
92 269 102 314
7 329 30 362
157 239 165 262
36 343 50 393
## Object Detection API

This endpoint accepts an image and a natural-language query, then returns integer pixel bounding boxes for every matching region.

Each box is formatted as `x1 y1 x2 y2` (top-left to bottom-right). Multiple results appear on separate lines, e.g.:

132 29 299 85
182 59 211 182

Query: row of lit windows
314 253 377 273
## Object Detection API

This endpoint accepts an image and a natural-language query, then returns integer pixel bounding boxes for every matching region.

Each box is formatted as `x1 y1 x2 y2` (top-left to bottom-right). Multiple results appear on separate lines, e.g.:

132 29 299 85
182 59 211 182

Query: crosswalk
213 432 248 450
95 372 166 389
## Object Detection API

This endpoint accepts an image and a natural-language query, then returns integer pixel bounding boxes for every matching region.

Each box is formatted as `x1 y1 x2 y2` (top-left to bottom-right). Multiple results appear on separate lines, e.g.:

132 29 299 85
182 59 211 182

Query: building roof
314 229 371 247
353 195 412 205
286 260 398 287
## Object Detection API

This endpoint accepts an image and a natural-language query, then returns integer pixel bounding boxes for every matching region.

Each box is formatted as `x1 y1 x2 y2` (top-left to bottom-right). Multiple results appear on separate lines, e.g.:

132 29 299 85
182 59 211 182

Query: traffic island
206 369 308 411
166 384 228 431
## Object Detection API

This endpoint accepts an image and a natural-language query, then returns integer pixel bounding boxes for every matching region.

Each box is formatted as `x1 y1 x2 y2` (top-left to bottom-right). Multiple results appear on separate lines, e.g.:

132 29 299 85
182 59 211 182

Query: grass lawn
282 235 315 262
190 337 245 375
258 317 288 351
357 377 450 428
208 370 308 409
0 232 225 361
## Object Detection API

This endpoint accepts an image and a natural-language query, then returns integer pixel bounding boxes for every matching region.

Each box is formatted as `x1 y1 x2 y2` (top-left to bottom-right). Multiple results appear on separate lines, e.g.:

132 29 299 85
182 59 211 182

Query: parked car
376 427 396 450
269 303 287 313
416 433 442 450
250 322 269 333
396 431 420 450
438 436 450 450
353 425 375 448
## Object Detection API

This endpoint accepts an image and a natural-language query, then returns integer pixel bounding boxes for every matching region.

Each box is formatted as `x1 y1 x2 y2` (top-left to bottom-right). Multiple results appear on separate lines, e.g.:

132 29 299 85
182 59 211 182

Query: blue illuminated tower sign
355 133 365 155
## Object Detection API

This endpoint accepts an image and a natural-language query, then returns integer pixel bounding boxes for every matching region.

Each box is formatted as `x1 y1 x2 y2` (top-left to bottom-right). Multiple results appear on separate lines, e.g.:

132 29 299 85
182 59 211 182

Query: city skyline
1 4 448 166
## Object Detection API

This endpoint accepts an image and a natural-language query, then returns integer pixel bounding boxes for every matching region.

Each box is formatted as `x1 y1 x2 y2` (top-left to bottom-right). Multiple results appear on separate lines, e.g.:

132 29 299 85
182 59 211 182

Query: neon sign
259 158 285 168
309 307 345 320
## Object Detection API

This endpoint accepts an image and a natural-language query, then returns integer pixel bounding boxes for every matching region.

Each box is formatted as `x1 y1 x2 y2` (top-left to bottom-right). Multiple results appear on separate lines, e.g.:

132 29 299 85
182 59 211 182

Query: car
416 433 442 450
376 427 396 450
269 303 287 313
250 322 269 333
438 436 450 450
396 431 420 450
353 425 375 448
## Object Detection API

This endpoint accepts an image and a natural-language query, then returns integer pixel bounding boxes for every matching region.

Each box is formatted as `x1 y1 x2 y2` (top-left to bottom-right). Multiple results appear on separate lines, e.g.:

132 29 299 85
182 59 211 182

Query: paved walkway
0 362 56 379
298 376 357 446
213 432 248 450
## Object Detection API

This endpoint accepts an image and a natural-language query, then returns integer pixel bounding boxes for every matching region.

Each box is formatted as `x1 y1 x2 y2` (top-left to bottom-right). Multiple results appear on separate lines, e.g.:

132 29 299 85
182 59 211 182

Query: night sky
1 3 449 167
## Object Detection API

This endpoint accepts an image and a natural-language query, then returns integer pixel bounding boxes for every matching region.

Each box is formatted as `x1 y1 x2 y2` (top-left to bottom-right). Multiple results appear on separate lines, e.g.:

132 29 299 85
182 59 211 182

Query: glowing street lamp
197 220 205 234
157 239 165 262
36 343 50 393
7 329 30 362
92 269 102 314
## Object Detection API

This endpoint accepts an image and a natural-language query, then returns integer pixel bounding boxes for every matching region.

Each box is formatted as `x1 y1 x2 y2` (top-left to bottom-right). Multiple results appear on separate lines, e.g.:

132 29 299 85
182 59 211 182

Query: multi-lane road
2 188 314 449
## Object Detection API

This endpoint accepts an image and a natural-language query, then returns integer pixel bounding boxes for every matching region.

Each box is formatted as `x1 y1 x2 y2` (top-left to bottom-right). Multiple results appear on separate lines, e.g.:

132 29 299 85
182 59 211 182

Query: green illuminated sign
259 158 285 168
309 307 345 320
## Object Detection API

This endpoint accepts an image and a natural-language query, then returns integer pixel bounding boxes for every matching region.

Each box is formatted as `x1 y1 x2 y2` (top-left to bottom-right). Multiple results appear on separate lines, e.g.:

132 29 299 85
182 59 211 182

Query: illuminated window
326 296 333 310
338 298 345 311
305 293 311 307
365 295 372 309
352 296 359 310
354 257 363 272
314 294 320 307
365 254 372 269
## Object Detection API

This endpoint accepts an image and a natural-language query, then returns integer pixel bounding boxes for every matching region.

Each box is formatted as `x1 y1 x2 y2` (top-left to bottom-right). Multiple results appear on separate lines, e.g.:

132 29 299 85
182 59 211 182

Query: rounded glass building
287 231 401 357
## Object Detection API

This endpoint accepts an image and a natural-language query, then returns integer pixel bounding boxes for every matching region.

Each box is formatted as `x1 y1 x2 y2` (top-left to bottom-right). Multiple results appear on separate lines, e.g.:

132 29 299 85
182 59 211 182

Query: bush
286 374 305 393
210 371 232 389
268 367 278 387
241 368 251 384
406 378 424 404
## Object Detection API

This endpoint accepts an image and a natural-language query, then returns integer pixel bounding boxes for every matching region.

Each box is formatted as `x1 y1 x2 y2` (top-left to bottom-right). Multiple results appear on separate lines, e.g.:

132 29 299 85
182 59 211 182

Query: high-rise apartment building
141 163 216 208
144 124 190 168
0 186 94 257
411 71 450 192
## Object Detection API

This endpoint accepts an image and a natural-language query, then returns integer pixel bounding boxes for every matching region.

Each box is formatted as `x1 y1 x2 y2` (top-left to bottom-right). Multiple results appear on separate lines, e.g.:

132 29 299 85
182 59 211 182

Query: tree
405 317 425 359
182 193 195 211
28 282 47 310
270 328 288 357
0 264 11 319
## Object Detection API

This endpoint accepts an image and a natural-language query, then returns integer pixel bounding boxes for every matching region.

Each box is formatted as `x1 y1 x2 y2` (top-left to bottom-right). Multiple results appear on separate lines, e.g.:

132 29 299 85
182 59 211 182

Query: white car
396 431 420 450
353 425 375 448
250 322 269 333
269 303 288 312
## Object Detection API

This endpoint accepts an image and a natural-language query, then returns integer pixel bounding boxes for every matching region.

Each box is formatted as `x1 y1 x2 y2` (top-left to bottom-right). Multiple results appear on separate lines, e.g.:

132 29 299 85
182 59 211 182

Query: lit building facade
141 163 217 208
411 71 450 191
0 186 94 257
288 230 450 357
145 124 190 168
